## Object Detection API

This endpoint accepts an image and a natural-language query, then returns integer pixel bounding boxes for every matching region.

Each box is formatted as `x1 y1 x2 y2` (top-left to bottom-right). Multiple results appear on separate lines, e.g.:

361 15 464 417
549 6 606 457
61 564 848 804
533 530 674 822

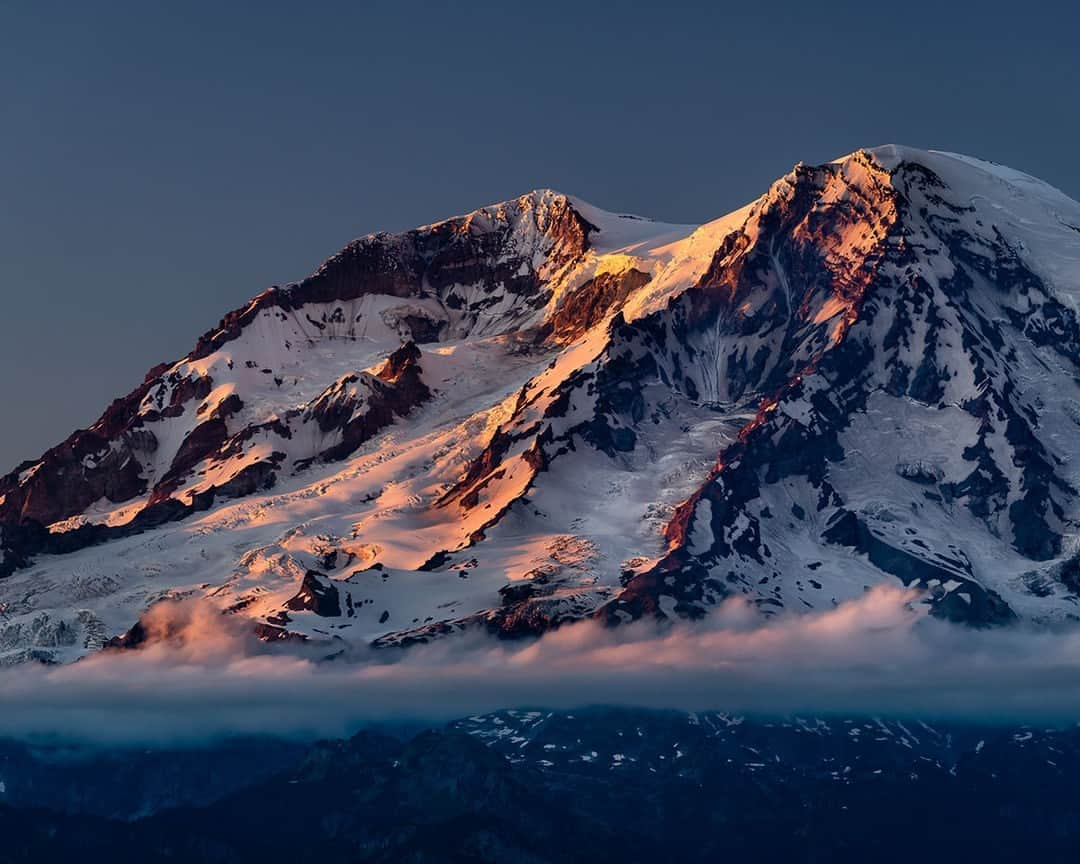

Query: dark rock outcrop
284 570 342 618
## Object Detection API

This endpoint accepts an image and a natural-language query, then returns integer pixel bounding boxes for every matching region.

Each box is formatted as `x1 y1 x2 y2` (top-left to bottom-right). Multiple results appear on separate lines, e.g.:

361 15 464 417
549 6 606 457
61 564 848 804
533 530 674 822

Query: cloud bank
3 586 1080 744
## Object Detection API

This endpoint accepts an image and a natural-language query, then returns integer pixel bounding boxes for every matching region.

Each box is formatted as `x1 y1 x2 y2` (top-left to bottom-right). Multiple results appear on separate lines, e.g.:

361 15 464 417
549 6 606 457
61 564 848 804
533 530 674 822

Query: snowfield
3 146 1080 663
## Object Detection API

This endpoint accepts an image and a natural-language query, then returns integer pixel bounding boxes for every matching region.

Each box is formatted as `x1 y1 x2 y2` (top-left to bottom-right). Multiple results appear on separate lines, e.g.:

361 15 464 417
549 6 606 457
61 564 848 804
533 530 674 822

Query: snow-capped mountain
4 146 1080 663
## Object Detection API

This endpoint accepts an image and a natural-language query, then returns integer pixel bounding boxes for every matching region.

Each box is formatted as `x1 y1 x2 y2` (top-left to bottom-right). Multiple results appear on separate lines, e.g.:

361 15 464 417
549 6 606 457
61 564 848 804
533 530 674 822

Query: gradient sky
2 0 1078 470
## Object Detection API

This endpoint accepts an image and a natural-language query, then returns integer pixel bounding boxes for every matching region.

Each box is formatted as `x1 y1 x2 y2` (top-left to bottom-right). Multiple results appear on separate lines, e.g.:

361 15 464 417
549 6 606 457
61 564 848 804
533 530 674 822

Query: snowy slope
3 146 1080 663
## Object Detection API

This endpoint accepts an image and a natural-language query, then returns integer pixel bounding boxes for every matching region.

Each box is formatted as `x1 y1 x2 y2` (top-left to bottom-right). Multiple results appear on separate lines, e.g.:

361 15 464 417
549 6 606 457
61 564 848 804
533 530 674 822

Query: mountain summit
4 147 1080 663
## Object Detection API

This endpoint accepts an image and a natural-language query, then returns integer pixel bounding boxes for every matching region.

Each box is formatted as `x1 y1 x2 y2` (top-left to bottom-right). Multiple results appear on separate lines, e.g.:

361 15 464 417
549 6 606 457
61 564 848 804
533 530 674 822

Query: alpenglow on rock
4 147 1080 663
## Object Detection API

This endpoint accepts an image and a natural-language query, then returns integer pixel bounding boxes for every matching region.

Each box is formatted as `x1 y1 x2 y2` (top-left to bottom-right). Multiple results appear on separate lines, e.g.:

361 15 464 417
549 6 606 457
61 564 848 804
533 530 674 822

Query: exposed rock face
5 148 1080 661
284 570 342 618
303 341 431 464
545 267 651 341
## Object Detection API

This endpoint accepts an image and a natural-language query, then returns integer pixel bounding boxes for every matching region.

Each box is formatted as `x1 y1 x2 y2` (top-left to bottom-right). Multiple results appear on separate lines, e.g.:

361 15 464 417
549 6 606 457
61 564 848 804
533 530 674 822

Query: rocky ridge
4 148 1080 661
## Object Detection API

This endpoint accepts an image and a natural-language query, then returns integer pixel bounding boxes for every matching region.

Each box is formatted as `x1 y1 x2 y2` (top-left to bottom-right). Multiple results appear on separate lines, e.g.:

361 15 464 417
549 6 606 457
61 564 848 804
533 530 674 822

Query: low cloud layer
3 586 1080 744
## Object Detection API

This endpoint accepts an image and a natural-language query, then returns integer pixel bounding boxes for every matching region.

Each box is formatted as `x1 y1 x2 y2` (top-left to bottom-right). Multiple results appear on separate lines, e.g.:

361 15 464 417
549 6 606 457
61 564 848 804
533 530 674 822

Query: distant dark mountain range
3 709 1080 862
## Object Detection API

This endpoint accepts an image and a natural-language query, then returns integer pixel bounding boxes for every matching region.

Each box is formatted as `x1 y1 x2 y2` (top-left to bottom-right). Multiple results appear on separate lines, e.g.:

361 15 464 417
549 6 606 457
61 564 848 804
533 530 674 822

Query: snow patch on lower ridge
4 146 1080 664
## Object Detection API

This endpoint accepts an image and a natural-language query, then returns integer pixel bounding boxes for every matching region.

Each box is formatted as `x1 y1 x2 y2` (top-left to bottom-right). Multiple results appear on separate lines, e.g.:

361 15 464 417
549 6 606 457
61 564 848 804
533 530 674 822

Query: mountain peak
6 148 1080 662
